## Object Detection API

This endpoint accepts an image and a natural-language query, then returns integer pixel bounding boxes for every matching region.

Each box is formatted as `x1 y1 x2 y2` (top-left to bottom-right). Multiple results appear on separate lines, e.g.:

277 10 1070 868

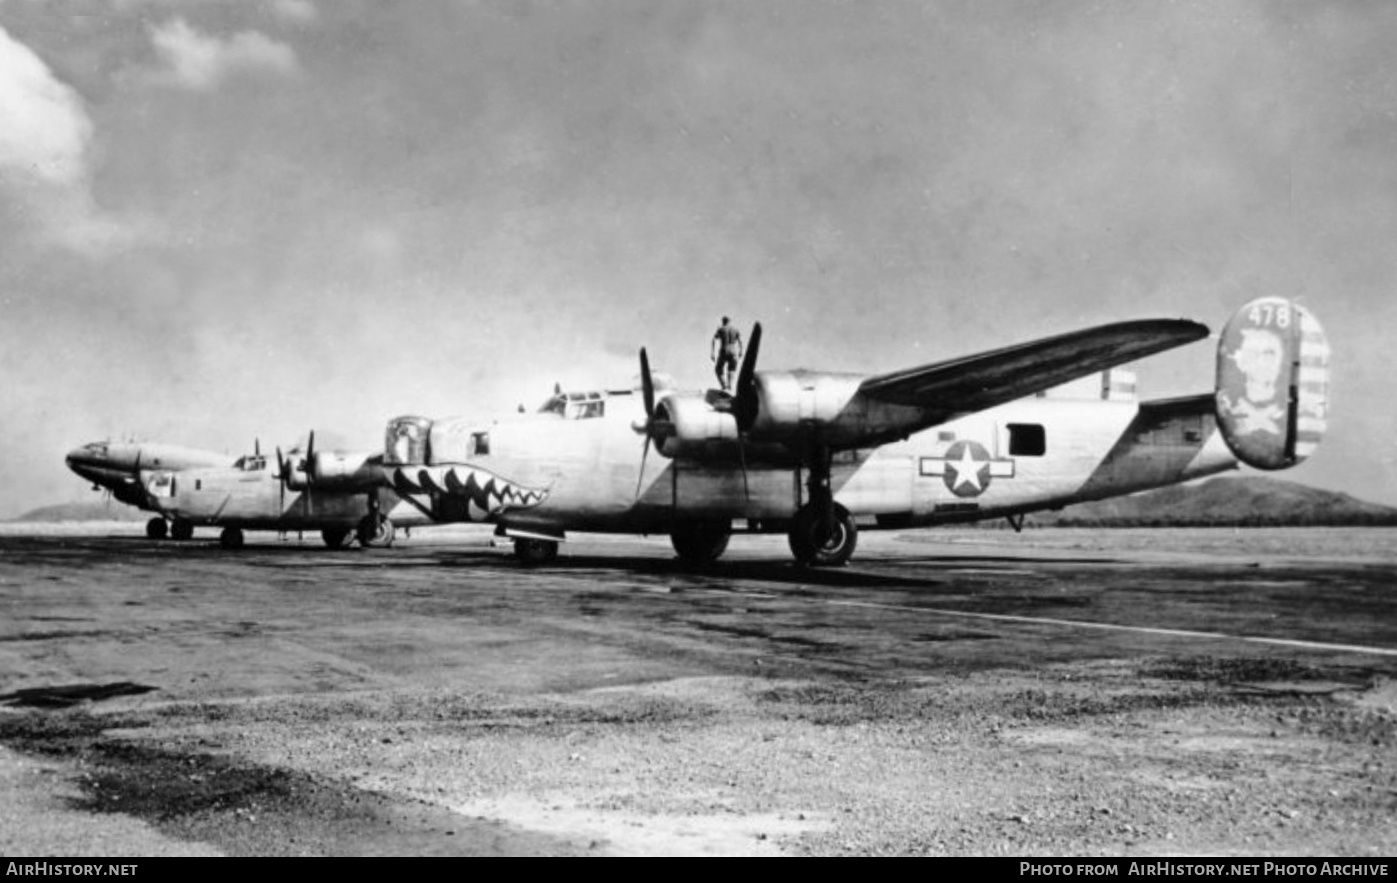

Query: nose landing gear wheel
145 517 168 540
170 520 194 541
219 527 245 550
514 538 559 565
788 502 857 567
670 519 732 564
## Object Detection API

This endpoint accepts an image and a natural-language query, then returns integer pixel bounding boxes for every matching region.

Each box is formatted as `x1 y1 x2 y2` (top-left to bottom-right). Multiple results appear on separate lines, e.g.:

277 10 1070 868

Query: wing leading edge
858 319 1209 414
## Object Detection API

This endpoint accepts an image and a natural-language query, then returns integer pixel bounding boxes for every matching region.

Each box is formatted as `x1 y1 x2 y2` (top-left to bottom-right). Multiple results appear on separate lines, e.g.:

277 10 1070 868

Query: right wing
858 319 1209 417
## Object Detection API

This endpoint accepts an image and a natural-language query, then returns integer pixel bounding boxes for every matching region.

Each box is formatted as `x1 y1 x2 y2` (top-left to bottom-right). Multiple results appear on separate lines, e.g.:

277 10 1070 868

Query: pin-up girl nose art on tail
1216 297 1330 471
389 464 550 522
1223 327 1287 436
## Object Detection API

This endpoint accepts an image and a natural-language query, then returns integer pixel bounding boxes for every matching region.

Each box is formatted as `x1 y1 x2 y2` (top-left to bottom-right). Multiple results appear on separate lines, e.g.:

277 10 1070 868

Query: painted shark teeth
388 464 548 520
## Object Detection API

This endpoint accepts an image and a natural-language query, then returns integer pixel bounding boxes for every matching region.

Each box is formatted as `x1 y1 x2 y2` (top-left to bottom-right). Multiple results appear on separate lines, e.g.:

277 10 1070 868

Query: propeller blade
276 446 287 513
736 437 750 502
639 347 655 420
634 436 652 503
255 437 261 458
302 431 315 513
735 322 762 431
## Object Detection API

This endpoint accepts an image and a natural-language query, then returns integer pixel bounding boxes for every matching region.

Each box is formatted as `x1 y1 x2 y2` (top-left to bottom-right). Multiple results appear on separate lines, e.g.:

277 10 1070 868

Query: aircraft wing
858 319 1208 412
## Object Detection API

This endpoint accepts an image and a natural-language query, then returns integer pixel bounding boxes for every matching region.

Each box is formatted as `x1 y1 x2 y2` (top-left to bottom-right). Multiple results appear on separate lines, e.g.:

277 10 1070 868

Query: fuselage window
471 432 490 456
194 479 202 491
1007 423 1046 457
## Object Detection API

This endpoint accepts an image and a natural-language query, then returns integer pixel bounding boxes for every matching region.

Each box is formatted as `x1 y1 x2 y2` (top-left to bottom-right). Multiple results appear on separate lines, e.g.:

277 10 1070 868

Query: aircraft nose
65 443 108 480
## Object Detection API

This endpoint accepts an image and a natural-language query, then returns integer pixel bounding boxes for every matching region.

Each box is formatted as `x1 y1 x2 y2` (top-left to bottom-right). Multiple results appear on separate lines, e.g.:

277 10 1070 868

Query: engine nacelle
1215 297 1329 470
309 450 378 489
385 415 433 466
655 395 739 459
746 371 873 445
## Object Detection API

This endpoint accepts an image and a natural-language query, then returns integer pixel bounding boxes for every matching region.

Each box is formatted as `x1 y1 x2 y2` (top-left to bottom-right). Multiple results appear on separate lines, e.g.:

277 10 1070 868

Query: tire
219 527 245 550
356 514 396 548
514 538 559 565
670 519 732 564
787 503 857 567
145 517 168 540
321 528 352 549
170 520 194 542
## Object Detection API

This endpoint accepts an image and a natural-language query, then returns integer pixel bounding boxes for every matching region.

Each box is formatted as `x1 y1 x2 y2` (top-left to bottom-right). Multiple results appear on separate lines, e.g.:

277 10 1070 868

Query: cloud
0 25 92 186
0 25 149 255
148 18 297 91
272 0 318 24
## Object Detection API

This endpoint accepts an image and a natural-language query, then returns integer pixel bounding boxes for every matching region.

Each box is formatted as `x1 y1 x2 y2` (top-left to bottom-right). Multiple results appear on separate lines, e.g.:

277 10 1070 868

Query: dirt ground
1 524 1395 856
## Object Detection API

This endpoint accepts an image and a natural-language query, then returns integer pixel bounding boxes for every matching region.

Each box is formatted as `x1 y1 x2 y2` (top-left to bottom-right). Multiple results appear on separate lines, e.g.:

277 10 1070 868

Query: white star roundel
919 441 1015 498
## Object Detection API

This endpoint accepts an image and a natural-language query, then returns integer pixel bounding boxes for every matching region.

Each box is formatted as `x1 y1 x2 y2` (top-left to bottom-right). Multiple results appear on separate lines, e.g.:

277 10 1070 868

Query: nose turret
65 442 114 485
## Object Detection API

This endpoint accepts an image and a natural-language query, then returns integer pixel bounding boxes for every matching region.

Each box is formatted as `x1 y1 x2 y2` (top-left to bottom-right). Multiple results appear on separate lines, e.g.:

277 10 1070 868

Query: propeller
275 445 287 513
634 348 658 502
733 322 762 432
731 323 762 499
302 430 316 513
275 430 316 514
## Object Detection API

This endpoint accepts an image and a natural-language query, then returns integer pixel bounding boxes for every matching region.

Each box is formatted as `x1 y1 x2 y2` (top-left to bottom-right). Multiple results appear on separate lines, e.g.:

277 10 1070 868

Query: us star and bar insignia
919 440 1014 498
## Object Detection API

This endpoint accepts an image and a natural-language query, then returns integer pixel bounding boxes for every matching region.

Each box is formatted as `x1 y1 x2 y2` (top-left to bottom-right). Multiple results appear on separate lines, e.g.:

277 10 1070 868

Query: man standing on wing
710 315 743 392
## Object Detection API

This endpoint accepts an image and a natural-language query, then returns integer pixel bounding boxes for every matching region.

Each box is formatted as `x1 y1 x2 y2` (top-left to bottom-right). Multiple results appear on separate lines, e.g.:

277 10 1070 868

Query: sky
1 0 1395 517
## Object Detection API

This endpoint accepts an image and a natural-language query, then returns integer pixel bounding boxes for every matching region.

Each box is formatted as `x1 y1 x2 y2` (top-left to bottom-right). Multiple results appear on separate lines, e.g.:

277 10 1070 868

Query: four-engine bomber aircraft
69 297 1328 565
65 441 235 540
65 439 430 548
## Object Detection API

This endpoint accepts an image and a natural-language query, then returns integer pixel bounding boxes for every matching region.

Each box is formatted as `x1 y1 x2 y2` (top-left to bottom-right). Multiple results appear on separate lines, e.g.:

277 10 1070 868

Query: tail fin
1215 297 1330 470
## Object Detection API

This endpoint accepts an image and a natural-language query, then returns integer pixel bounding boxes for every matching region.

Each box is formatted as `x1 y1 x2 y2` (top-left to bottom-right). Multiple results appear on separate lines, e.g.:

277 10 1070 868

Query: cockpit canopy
538 390 608 420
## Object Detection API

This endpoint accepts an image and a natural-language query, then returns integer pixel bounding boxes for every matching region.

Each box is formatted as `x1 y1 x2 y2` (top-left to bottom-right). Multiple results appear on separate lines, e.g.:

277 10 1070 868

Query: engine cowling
654 395 739 459
748 372 863 437
309 450 378 489
1215 296 1329 470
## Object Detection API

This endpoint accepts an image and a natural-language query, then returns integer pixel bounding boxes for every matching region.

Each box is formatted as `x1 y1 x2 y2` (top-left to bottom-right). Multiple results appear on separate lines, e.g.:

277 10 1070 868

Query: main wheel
670 519 732 564
321 528 353 549
219 527 245 550
356 513 396 548
170 520 194 541
514 538 559 565
145 517 168 540
787 503 857 567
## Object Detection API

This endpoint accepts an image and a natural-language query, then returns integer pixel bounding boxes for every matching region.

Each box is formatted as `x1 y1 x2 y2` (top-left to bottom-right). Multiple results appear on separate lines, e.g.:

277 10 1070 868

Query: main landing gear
670 519 732 564
146 517 194 541
356 492 396 548
219 527 244 549
787 446 858 567
356 512 396 548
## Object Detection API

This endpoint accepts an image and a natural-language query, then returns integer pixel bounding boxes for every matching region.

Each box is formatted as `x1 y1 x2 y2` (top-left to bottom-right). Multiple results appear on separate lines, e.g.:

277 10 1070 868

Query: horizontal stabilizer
859 319 1208 414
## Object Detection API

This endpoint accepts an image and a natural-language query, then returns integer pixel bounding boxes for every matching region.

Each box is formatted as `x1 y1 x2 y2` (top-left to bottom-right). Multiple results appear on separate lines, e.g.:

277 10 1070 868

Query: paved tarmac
2 525 1395 855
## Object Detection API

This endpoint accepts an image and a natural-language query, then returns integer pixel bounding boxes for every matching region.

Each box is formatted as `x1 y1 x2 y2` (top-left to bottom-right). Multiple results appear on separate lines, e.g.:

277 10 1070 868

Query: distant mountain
11 501 148 523
1037 476 1397 527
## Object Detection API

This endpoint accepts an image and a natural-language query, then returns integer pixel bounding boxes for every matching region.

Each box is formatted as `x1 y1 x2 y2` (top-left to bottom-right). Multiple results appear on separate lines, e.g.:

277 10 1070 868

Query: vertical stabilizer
1215 297 1329 470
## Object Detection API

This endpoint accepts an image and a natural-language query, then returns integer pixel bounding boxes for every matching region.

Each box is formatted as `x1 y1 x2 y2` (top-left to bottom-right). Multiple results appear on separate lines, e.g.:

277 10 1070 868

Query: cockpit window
538 391 606 420
233 455 268 472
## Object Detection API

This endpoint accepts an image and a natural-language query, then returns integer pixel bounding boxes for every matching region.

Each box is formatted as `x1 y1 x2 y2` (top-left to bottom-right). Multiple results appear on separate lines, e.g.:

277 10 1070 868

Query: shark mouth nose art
390 465 549 520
